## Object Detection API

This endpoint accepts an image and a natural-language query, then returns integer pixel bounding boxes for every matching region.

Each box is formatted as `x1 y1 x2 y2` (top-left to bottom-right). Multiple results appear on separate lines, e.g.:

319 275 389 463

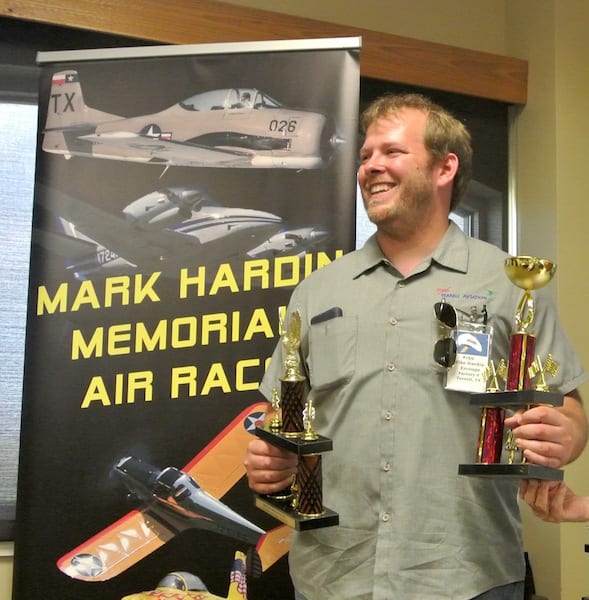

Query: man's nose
363 153 385 171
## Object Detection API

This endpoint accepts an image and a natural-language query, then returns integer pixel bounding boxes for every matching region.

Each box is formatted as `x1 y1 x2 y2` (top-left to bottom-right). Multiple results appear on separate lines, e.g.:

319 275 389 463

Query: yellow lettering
243 259 269 291
115 373 124 405
107 324 132 356
243 308 273 340
81 375 111 408
274 256 299 288
135 320 168 353
171 365 197 399
200 363 231 395
235 358 261 391
231 311 240 342
104 276 130 308
209 263 239 295
36 282 68 315
178 266 206 298
80 371 153 408
72 327 104 360
171 316 197 348
71 280 101 311
133 272 161 304
201 313 227 345
127 371 153 403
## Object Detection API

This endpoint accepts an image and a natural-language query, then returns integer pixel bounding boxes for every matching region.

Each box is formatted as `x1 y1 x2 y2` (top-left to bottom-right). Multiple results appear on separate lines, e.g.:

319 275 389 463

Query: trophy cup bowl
504 256 556 292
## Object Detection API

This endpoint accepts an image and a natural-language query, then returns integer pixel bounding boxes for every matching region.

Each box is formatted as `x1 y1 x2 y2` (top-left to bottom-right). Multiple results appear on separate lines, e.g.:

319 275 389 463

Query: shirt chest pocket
307 316 357 390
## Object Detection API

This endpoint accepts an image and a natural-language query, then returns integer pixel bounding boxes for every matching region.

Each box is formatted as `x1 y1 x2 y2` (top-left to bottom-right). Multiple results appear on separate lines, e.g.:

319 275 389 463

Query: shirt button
383 410 393 421
389 317 398 326
383 462 391 472
386 362 396 371
382 512 390 522
398 281 406 288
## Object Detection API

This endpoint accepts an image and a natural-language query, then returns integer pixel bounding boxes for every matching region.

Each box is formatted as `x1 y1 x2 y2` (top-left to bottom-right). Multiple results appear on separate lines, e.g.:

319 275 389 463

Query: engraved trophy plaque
254 310 339 530
459 256 564 479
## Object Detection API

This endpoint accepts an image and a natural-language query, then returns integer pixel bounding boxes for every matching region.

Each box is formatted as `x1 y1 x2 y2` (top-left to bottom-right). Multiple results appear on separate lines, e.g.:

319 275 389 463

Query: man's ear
437 152 459 186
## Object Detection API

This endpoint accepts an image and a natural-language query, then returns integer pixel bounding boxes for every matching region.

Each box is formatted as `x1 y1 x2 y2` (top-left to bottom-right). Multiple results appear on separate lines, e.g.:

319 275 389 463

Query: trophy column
459 256 564 480
254 311 339 530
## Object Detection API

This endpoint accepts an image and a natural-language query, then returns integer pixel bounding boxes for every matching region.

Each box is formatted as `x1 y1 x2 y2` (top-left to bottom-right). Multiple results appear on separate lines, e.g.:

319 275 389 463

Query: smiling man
245 93 588 600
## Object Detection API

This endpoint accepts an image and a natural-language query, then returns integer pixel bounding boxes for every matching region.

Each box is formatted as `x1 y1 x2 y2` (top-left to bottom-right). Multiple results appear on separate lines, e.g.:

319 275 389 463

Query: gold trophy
459 256 564 479
254 310 339 529
278 310 307 436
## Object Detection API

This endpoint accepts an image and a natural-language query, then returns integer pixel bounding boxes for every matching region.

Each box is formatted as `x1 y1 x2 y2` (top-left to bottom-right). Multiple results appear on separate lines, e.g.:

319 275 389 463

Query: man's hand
244 438 298 495
504 390 587 468
520 479 589 523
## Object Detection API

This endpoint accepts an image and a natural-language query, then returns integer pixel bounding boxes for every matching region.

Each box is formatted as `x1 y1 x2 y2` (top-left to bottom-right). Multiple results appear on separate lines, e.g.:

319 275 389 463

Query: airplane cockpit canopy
179 88 282 111
157 571 207 591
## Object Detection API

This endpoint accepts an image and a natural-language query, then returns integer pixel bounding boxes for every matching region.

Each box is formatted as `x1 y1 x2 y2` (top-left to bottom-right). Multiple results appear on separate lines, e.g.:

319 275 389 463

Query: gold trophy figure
269 388 282 434
254 311 339 529
459 256 564 480
279 311 307 436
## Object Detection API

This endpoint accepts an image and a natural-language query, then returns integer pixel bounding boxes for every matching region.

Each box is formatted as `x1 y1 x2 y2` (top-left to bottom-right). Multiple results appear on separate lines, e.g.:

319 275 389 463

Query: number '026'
268 119 297 133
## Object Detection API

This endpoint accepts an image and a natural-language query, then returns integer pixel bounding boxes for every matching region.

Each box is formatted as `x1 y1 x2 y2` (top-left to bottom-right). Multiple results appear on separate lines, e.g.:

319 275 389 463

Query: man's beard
364 170 434 236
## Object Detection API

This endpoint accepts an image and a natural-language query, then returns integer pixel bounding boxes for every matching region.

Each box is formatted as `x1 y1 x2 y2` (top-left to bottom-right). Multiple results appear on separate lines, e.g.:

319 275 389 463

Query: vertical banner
14 38 360 600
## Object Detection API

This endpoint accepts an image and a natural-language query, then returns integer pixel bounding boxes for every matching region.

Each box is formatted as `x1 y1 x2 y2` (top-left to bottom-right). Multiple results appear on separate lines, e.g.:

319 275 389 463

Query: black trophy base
458 463 563 480
470 389 563 408
255 426 333 455
255 494 339 531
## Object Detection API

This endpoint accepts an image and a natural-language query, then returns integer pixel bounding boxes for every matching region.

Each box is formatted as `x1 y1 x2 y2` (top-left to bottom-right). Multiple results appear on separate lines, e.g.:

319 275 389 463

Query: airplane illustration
247 225 329 260
112 455 265 546
121 550 249 600
57 402 292 582
34 184 285 279
43 70 341 169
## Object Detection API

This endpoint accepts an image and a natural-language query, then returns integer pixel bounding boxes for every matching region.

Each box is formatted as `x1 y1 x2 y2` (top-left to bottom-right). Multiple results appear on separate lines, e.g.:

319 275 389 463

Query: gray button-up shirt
260 222 587 599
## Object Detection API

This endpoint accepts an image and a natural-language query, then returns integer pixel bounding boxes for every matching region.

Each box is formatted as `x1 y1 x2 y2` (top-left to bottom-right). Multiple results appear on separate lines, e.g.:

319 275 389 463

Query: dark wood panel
0 0 527 103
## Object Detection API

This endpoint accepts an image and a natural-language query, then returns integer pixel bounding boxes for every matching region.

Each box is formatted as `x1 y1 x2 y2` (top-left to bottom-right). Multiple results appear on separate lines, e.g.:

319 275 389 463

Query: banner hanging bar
37 36 362 64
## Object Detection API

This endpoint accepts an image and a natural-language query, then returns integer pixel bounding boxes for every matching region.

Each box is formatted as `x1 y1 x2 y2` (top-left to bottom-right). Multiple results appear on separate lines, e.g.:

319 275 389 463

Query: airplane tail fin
227 551 248 600
44 71 89 128
43 70 116 154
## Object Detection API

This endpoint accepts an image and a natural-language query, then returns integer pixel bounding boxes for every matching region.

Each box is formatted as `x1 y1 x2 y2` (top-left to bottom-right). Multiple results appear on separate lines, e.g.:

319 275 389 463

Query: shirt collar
352 221 470 279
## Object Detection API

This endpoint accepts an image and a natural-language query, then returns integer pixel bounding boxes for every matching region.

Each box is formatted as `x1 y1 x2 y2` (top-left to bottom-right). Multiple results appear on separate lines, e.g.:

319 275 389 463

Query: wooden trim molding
0 0 527 104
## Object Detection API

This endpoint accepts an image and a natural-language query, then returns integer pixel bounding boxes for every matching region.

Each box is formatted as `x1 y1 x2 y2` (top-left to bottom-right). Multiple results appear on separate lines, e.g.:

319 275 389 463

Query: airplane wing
183 402 267 498
57 509 174 582
79 131 255 168
56 402 285 582
36 184 199 270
